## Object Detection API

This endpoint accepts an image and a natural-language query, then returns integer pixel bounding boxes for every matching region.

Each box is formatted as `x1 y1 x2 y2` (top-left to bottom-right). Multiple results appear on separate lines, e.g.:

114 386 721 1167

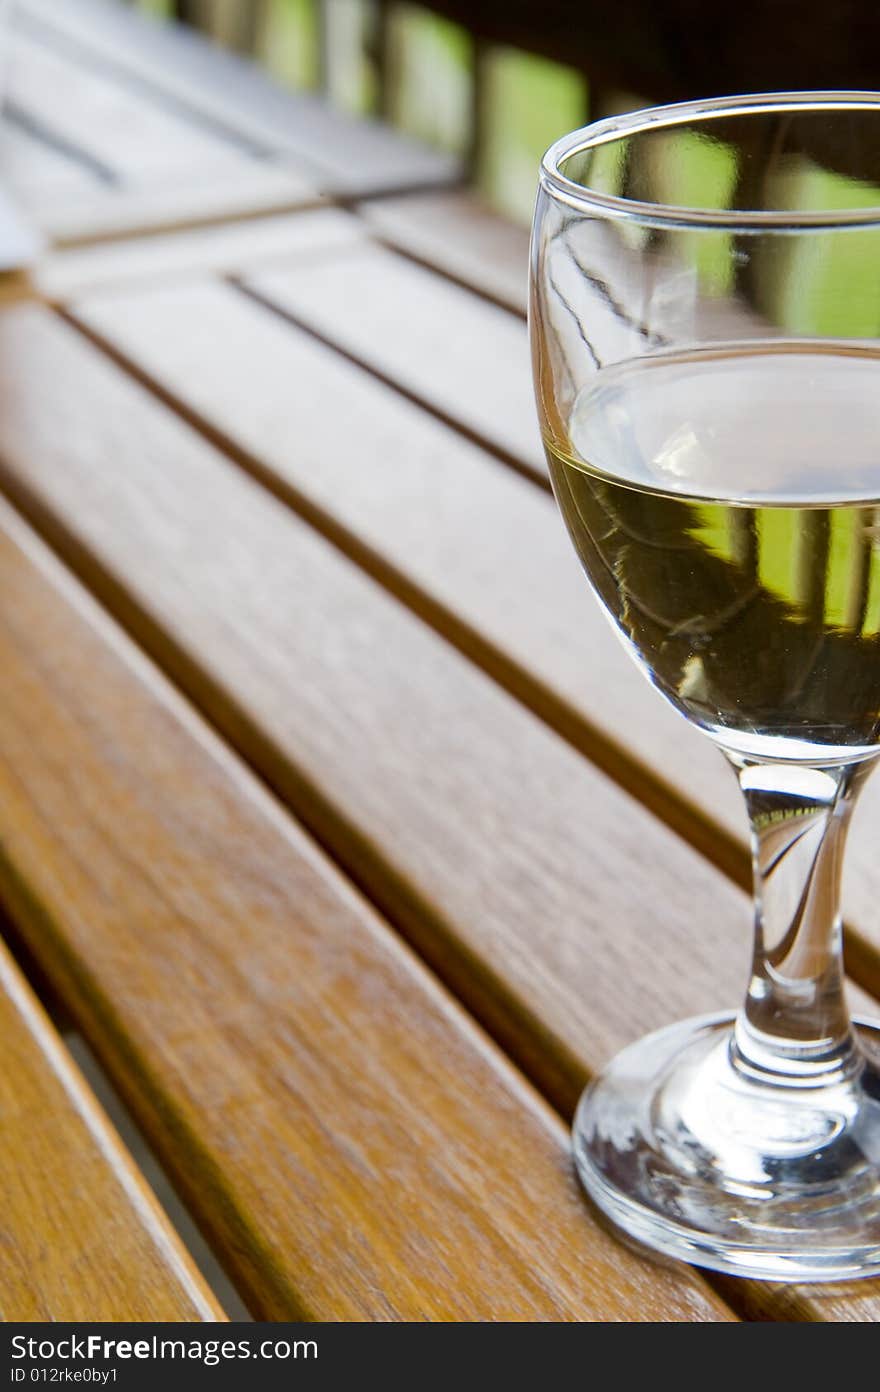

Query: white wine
546 343 880 761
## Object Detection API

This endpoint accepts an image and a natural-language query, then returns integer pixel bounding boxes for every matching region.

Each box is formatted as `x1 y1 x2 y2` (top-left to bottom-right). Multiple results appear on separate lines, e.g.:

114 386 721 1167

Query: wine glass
530 92 880 1280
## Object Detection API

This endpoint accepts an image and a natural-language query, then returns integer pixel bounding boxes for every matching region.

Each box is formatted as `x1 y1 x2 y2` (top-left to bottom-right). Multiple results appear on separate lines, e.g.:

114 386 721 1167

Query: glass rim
540 91 880 231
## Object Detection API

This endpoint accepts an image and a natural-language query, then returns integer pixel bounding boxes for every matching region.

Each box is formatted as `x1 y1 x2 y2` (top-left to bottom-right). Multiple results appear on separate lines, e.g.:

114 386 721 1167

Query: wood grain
35 209 364 299
360 189 530 313
232 246 880 1000
0 932 223 1321
0 498 731 1322
0 304 749 1091
73 277 744 869
0 304 874 1318
16 0 460 197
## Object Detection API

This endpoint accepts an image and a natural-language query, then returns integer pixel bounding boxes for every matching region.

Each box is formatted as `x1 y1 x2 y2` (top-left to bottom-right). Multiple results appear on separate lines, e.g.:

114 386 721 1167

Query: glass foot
573 1012 880 1281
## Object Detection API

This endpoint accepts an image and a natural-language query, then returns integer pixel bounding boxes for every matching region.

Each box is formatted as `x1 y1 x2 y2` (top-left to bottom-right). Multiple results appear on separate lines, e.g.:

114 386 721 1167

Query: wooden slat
1 48 321 245
23 162 323 248
0 933 222 1321
0 498 731 1323
9 34 252 183
17 0 461 197
0 303 874 1318
34 209 364 298
71 276 743 866
360 189 530 313
242 242 544 479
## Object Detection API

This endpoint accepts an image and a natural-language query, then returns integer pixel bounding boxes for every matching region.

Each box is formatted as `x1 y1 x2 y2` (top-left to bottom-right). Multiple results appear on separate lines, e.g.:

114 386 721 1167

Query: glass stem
728 755 877 1085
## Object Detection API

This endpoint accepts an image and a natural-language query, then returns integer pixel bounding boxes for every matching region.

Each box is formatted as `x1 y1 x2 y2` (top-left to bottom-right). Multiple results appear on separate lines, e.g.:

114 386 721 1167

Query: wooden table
1 0 880 1325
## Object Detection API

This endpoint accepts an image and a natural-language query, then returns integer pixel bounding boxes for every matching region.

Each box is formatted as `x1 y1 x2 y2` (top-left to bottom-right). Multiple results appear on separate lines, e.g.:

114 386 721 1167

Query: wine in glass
530 93 880 1280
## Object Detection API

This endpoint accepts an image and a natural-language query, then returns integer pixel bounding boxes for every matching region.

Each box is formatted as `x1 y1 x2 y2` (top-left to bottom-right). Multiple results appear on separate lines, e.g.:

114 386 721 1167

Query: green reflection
652 131 738 296
767 164 880 335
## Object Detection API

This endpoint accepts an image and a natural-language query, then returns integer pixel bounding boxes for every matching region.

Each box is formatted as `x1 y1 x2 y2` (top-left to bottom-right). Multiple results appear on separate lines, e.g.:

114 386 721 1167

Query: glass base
573 1012 880 1281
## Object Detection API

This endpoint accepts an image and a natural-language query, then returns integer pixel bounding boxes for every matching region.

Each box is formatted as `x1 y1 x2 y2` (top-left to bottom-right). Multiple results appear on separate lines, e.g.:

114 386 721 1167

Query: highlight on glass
530 92 880 1280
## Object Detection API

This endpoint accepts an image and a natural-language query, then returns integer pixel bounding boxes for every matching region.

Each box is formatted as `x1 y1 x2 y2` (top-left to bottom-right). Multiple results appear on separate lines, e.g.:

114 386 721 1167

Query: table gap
233 276 548 491
49 194 332 255
351 191 530 320
0 900 77 1033
3 104 119 187
332 173 472 208
65 1031 253 1322
0 896 241 1317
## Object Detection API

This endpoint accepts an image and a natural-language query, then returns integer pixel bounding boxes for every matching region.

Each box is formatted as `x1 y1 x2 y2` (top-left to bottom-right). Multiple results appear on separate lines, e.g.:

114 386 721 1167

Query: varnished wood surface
70 275 744 871
0 304 877 1319
360 189 530 314
0 497 732 1322
1 0 878 1324
0 305 753 1096
244 243 545 481
0 932 223 1321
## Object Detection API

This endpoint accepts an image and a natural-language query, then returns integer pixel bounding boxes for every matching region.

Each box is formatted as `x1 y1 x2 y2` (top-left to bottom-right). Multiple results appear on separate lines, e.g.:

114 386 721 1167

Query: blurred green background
129 0 588 223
